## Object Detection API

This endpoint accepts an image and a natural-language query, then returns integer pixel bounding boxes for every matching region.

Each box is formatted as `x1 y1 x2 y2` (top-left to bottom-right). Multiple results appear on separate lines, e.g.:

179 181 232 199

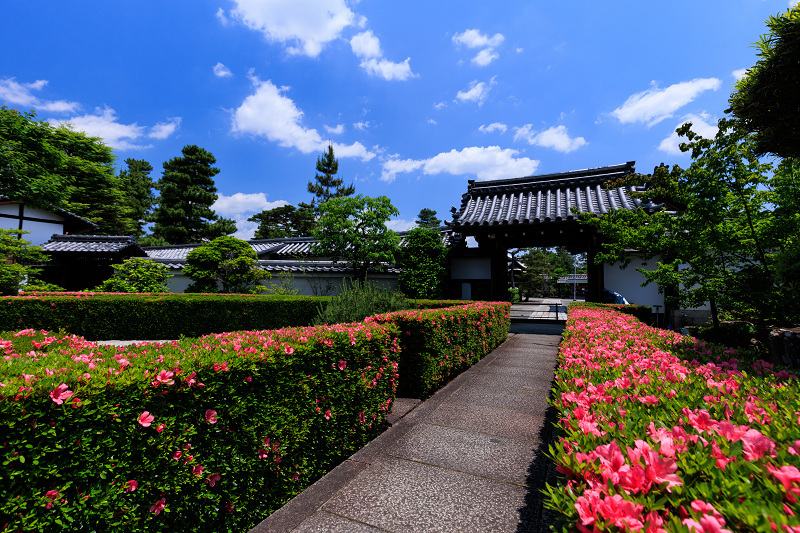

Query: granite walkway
251 322 564 533
510 300 568 323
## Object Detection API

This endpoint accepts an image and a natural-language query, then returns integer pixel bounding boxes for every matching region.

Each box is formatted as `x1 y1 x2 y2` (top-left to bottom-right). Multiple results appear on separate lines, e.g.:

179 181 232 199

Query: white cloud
611 78 721 127
51 107 151 150
732 68 748 81
216 8 230 25
433 101 447 110
353 121 370 131
456 77 496 106
350 30 417 81
230 0 356 57
452 29 504 49
479 122 507 134
513 124 586 153
427 118 437 125
452 29 504 66
213 62 234 78
232 76 375 161
386 218 416 232
658 114 719 155
214 192 288 240
381 146 538 183
324 124 345 135
0 78 80 113
149 118 182 139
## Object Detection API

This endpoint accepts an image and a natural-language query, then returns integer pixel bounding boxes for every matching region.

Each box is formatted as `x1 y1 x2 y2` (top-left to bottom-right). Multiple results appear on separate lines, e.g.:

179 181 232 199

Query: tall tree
52 125 133 236
118 158 155 238
183 236 269 293
313 195 400 282
415 208 441 229
398 227 447 298
728 6 800 159
248 204 316 239
150 145 236 244
0 107 68 209
306 144 355 210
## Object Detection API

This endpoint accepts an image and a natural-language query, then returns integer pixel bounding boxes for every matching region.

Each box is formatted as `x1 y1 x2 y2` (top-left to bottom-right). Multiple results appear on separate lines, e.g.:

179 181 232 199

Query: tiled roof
150 258 400 274
452 162 643 229
40 235 145 255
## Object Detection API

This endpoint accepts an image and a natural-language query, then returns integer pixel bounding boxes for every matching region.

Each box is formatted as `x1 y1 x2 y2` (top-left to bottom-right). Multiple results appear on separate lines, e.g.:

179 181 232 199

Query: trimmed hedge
367 301 511 398
0 323 399 532
0 293 322 340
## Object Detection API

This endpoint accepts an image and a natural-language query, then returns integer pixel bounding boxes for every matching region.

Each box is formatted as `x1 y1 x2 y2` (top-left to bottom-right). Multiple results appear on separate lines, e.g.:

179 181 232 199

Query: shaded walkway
251 324 563 533
511 300 568 323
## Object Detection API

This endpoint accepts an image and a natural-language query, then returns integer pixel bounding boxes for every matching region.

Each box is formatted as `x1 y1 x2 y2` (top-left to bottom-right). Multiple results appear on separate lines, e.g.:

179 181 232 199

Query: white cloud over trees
0 78 79 113
50 107 181 150
381 146 538 182
657 114 719 155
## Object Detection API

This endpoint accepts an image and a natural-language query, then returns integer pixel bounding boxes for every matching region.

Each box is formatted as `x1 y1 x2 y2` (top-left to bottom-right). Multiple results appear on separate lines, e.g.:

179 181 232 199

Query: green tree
398 227 447 298
313 195 400 282
415 208 441 229
0 229 51 296
586 119 790 328
0 107 68 209
518 249 555 297
306 144 355 211
150 145 236 244
183 236 269 293
248 204 316 239
728 6 800 159
93 258 171 293
53 125 133 235
118 158 155 238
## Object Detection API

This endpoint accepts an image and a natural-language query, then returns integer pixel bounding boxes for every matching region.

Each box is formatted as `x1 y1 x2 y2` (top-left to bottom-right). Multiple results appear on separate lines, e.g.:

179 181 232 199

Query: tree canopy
313 195 400 282
150 145 236 244
306 144 354 210
415 208 441 229
398 227 447 298
0 229 51 295
118 158 155 238
248 204 316 239
728 6 800 159
94 257 171 293
183 236 268 293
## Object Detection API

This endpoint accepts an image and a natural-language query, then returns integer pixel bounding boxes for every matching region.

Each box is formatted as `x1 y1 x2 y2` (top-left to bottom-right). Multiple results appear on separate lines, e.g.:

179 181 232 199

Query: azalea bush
0 322 399 532
546 304 800 532
367 301 510 398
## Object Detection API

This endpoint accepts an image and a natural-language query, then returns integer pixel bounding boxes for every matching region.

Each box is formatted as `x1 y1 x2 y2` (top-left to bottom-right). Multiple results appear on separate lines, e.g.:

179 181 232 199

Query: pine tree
415 208 441 229
150 145 236 244
118 158 155 238
306 144 354 209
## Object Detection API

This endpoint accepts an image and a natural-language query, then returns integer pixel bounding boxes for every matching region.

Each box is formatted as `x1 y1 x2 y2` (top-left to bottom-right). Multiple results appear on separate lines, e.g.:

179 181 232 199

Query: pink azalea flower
155 423 165 433
207 472 221 487
337 360 347 371
125 480 138 492
172 450 182 461
257 447 269 459
284 345 294 354
44 489 59 509
192 465 204 476
324 410 332 420
741 428 776 461
154 369 174 386
150 497 166 515
49 383 73 405
205 409 218 424
138 411 155 427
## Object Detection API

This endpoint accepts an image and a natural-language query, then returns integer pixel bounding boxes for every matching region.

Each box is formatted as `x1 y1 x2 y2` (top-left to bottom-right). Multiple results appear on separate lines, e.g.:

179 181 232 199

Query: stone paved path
251 323 563 533
510 300 568 322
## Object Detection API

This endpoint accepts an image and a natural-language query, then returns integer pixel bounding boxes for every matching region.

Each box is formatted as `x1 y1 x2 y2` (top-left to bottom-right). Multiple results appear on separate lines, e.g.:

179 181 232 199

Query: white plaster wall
603 258 664 308
0 205 64 245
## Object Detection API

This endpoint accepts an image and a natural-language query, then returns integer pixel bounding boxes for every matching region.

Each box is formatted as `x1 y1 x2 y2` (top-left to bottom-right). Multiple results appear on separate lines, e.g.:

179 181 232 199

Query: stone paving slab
250 331 562 533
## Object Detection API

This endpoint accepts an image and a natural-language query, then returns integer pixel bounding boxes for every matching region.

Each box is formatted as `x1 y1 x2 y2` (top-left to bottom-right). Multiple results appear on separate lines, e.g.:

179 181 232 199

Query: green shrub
184 236 269 294
0 322 400 532
313 280 408 325
0 293 321 340
93 258 171 293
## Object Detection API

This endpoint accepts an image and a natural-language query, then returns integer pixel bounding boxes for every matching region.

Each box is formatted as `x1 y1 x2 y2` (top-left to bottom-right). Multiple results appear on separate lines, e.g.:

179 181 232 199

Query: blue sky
2 1 796 239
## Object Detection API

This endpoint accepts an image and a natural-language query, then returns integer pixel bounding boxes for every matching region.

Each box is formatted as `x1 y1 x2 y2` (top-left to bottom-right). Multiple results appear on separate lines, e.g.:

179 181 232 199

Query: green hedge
0 293 322 340
367 301 511 398
0 323 399 532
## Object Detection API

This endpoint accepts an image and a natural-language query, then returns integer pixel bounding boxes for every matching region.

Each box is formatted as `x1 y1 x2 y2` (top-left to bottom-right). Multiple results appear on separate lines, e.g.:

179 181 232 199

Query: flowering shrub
367 301 510 398
546 304 800 532
0 322 399 532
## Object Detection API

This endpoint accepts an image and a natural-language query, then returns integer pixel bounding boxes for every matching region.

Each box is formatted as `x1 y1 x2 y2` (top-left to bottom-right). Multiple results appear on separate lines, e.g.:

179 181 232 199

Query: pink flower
125 480 138 492
150 497 166 515
49 383 73 405
138 411 155 427
44 489 59 509
192 465 204 476
155 423 165 433
205 409 218 424
324 410 332 420
207 472 221 487
284 345 294 354
741 428 776 461
153 369 174 386
257 447 269 459
337 360 347 371
172 450 182 461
